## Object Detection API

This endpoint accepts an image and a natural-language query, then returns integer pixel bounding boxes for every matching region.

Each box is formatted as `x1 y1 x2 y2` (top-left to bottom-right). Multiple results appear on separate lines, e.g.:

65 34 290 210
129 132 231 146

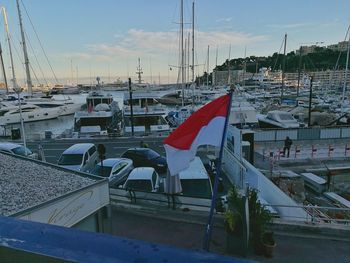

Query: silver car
0 142 38 159
92 158 133 187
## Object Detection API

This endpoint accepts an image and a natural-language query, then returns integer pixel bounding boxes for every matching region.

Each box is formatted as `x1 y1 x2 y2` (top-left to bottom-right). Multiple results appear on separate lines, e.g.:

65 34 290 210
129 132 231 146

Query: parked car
120 148 167 173
91 158 133 187
57 143 98 172
178 157 213 199
123 167 164 192
0 142 37 159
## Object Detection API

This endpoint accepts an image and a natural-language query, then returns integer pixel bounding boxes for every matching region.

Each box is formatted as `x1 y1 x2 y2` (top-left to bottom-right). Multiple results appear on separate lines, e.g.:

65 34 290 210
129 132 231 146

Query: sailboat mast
16 0 32 95
187 33 190 84
206 45 209 87
2 7 17 90
227 44 231 85
191 1 195 83
342 32 350 103
214 46 218 86
281 33 287 102
180 0 185 107
0 40 8 93
243 46 247 87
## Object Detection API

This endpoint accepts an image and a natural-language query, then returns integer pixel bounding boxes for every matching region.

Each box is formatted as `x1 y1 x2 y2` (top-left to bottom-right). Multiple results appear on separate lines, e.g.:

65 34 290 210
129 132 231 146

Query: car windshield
58 154 83 165
124 180 152 192
12 146 33 156
145 149 160 159
92 165 112 177
180 179 212 199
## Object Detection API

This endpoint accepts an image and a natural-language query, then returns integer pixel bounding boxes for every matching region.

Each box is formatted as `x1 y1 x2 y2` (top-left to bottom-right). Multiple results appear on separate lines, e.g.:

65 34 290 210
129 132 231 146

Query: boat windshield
124 180 152 192
92 165 112 177
58 154 83 165
279 114 295 121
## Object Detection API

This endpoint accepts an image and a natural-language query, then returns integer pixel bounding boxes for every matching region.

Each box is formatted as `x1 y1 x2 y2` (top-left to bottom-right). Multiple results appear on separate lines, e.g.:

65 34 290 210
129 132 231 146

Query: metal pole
180 0 184 107
128 78 134 136
203 89 234 251
297 46 302 97
342 36 350 103
0 41 8 93
17 92 27 155
2 7 17 90
308 76 313 127
281 33 287 102
16 0 32 95
206 45 209 87
191 1 195 83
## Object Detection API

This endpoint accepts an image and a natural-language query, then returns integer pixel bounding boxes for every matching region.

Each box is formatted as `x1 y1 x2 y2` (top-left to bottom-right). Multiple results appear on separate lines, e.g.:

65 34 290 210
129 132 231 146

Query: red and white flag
164 94 231 175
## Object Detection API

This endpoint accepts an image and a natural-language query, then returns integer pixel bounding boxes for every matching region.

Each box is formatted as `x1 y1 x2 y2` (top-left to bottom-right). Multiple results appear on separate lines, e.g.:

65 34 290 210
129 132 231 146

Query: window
88 146 96 156
180 179 212 199
112 162 128 174
83 153 88 164
58 154 83 165
145 149 160 159
124 180 152 192
92 165 112 177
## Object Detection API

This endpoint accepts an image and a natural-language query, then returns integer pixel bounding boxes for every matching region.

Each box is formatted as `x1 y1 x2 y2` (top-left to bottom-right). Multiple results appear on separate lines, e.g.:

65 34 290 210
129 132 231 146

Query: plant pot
253 239 264 256
226 232 245 256
262 231 276 258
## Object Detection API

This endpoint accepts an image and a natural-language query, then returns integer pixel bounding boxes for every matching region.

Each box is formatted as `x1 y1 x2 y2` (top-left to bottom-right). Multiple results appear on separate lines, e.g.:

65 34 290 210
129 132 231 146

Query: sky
0 0 349 86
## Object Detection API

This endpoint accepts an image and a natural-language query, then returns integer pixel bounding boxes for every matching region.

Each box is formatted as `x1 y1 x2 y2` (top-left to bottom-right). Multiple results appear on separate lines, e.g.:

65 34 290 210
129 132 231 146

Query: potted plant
224 187 245 256
248 189 274 257
261 231 276 257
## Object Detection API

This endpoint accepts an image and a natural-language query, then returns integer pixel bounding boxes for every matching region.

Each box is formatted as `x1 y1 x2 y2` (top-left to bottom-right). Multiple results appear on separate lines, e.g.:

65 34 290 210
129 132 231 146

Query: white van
58 143 98 172
179 157 213 199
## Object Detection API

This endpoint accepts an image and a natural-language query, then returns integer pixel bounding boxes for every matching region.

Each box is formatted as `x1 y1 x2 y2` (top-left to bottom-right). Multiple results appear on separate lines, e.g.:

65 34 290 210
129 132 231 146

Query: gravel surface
0 153 96 216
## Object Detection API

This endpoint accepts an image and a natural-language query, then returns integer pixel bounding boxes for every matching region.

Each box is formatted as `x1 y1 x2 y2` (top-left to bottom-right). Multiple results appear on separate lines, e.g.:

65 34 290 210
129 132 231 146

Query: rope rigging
20 0 59 84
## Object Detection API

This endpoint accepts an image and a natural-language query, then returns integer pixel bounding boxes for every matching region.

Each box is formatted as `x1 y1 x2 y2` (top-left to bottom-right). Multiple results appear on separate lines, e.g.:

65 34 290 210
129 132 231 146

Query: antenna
136 58 143 84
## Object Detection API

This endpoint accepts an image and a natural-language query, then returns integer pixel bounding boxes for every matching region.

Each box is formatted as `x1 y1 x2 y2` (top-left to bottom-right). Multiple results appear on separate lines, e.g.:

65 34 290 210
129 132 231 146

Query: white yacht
74 92 123 136
0 102 60 125
124 105 169 135
257 110 300 129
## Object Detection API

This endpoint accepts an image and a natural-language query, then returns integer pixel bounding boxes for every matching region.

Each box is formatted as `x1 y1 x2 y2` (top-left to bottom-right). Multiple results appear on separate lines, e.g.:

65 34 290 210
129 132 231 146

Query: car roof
179 157 209 180
0 142 23 151
96 158 132 167
127 167 155 180
126 147 150 152
63 143 95 154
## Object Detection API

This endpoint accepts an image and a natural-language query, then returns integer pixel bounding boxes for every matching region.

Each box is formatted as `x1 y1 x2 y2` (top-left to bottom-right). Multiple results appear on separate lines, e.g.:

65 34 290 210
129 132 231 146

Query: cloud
266 22 313 29
216 17 232 23
65 28 267 62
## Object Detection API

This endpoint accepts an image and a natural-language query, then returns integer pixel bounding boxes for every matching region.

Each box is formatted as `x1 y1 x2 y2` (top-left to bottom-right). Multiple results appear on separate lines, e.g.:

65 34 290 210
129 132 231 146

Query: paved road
25 136 167 164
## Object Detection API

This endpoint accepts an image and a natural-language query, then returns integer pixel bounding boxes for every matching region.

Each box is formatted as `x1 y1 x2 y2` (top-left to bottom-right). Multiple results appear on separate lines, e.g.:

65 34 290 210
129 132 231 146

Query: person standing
140 140 148 148
283 136 293 158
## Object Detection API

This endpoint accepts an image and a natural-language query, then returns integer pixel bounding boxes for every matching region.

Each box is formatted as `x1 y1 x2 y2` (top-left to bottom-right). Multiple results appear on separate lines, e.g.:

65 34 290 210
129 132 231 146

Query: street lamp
13 84 27 155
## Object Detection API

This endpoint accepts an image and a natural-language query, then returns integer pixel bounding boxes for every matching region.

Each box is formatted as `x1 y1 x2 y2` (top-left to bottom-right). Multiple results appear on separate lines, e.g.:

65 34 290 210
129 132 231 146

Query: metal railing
110 188 213 212
254 126 350 142
110 188 350 227
267 204 350 226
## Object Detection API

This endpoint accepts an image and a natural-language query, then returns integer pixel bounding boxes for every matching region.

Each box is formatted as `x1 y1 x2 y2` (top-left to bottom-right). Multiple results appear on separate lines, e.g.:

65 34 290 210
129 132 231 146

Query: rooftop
0 153 96 216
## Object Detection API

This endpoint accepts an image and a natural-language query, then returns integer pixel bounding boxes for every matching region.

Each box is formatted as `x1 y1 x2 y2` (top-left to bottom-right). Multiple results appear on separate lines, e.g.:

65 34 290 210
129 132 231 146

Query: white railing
267 204 350 225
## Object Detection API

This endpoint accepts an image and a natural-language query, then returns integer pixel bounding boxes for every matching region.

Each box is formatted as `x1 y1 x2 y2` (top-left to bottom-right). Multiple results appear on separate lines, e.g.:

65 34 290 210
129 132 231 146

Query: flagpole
203 87 234 251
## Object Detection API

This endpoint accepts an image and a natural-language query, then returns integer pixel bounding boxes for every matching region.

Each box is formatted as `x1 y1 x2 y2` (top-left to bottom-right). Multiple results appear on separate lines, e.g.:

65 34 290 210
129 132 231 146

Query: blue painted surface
0 217 251 263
